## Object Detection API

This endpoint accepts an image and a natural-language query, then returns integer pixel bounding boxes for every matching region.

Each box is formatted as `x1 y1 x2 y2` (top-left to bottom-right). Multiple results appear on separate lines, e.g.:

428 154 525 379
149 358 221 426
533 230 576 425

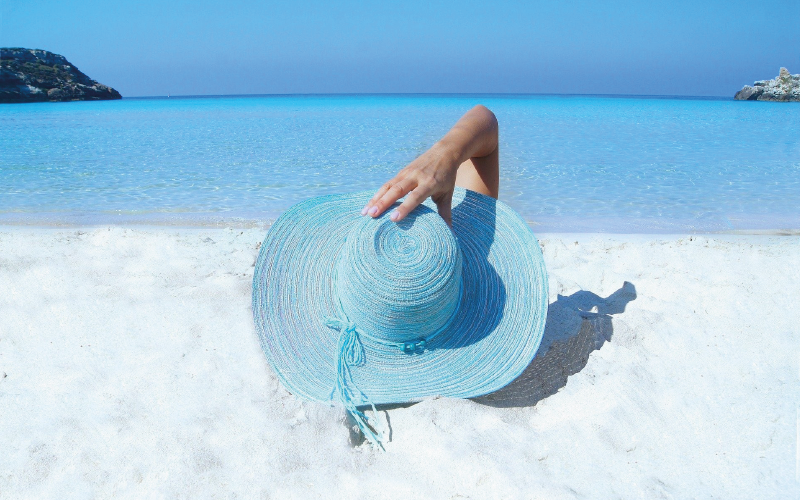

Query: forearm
435 105 498 168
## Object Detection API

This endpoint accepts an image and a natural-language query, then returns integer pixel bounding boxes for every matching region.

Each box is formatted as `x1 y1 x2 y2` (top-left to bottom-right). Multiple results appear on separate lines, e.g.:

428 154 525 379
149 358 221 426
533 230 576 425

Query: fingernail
368 206 378 217
360 205 369 216
390 210 400 222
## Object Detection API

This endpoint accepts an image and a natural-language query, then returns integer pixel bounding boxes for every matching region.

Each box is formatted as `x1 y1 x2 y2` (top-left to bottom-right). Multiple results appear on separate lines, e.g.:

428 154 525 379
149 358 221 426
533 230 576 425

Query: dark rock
734 85 762 101
734 67 800 102
0 47 121 103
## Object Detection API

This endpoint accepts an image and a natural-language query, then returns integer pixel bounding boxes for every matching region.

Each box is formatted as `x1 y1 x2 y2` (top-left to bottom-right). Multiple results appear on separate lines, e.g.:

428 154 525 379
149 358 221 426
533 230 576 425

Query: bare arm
361 105 499 225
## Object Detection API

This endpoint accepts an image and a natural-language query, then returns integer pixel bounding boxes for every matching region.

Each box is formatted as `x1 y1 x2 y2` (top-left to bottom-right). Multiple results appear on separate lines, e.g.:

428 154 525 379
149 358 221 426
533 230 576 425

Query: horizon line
122 92 733 101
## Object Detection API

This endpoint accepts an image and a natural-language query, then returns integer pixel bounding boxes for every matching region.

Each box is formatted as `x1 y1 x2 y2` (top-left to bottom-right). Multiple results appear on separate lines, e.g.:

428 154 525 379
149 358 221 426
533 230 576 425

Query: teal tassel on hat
325 314 386 450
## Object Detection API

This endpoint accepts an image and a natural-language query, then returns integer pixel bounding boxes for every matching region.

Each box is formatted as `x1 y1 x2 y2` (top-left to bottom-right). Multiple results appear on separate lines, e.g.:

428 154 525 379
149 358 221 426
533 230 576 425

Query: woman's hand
361 142 461 225
361 105 499 226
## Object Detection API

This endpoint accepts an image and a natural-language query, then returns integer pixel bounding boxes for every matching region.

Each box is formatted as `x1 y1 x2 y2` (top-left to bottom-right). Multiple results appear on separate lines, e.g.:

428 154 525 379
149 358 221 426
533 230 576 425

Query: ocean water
1 95 798 232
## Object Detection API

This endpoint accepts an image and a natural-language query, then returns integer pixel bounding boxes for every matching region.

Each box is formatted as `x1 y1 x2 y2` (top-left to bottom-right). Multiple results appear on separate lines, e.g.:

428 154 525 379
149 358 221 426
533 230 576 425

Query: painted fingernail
368 206 379 217
390 210 400 222
360 205 369 216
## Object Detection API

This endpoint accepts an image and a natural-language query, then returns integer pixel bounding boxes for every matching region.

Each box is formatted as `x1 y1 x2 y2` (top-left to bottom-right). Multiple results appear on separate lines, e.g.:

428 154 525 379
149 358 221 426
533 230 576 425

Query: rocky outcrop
0 48 121 103
734 67 800 102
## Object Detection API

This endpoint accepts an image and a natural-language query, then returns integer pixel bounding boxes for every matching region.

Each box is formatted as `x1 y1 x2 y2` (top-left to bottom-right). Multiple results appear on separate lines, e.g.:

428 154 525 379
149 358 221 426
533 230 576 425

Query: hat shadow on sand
351 282 637 444
472 281 637 408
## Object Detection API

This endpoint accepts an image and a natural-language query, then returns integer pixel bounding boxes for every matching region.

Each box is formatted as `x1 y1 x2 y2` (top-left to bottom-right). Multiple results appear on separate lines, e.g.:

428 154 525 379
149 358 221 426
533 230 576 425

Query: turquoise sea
1 95 798 232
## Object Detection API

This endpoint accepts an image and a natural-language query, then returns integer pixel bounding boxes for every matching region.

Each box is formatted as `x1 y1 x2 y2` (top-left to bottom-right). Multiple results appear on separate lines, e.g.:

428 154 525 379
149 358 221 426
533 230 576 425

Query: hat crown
335 205 462 343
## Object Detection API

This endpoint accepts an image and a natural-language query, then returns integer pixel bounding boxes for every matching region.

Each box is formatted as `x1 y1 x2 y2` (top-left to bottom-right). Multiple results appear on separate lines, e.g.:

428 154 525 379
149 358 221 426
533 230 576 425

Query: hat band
324 313 427 354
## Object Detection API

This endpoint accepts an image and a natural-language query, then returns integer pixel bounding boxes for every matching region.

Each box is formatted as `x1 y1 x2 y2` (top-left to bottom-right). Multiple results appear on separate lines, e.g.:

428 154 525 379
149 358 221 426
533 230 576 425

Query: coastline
1 226 796 497
1 213 798 234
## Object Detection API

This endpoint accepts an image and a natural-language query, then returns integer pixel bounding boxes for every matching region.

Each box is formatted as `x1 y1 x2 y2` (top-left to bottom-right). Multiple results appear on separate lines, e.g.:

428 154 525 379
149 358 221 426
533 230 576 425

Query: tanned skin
361 105 499 226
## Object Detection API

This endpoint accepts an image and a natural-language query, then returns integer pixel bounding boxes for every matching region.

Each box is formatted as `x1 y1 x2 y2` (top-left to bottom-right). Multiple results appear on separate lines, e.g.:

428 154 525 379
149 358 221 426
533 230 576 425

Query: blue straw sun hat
252 187 548 448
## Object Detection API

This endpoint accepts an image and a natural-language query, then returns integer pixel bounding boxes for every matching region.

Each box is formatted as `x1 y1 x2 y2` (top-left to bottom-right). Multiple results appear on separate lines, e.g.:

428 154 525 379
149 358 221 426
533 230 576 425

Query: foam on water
1 95 798 232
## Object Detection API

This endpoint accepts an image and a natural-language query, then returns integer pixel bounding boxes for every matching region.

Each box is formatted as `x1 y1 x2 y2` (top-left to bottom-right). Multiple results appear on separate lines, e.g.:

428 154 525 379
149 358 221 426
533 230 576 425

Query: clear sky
1 0 798 97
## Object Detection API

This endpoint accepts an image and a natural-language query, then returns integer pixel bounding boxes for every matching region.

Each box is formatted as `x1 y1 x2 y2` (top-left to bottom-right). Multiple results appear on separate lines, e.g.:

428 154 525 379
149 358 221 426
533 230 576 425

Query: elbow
473 104 498 135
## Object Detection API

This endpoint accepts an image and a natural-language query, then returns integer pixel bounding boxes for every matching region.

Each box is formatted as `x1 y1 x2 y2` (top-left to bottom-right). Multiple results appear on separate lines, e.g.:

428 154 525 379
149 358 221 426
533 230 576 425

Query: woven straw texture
252 187 548 405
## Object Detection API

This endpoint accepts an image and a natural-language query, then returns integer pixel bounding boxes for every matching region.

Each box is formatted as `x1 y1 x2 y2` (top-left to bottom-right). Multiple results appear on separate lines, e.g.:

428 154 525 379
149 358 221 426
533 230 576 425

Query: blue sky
2 0 798 97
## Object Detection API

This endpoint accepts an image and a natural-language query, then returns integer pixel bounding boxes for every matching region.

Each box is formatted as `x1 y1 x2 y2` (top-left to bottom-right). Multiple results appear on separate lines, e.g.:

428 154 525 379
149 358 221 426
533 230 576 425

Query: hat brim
252 188 548 405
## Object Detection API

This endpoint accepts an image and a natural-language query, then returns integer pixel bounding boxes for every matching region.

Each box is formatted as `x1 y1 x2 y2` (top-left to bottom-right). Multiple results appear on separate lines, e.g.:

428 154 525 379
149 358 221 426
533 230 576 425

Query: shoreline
1 216 799 235
0 227 796 497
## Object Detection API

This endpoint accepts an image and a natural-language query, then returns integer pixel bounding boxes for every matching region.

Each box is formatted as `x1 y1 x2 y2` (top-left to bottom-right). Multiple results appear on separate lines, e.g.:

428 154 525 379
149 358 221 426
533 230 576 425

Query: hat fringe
325 315 387 450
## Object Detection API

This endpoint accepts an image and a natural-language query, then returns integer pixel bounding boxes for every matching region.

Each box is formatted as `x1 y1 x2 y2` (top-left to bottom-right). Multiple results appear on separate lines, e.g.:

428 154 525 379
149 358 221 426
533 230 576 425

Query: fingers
362 179 416 218
433 191 454 227
362 180 395 215
391 187 431 222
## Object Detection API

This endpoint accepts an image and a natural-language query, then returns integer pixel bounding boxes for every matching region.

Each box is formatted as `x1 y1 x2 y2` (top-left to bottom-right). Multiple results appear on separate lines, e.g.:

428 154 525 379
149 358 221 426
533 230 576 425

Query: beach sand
0 227 797 498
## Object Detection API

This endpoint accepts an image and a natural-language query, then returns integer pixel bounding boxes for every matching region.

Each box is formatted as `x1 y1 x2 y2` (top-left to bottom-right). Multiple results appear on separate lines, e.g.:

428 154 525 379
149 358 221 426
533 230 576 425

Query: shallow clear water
1 95 798 232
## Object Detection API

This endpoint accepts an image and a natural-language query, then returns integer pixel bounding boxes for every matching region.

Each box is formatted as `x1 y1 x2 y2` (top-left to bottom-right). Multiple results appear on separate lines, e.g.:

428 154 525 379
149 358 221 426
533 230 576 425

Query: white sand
0 227 797 498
